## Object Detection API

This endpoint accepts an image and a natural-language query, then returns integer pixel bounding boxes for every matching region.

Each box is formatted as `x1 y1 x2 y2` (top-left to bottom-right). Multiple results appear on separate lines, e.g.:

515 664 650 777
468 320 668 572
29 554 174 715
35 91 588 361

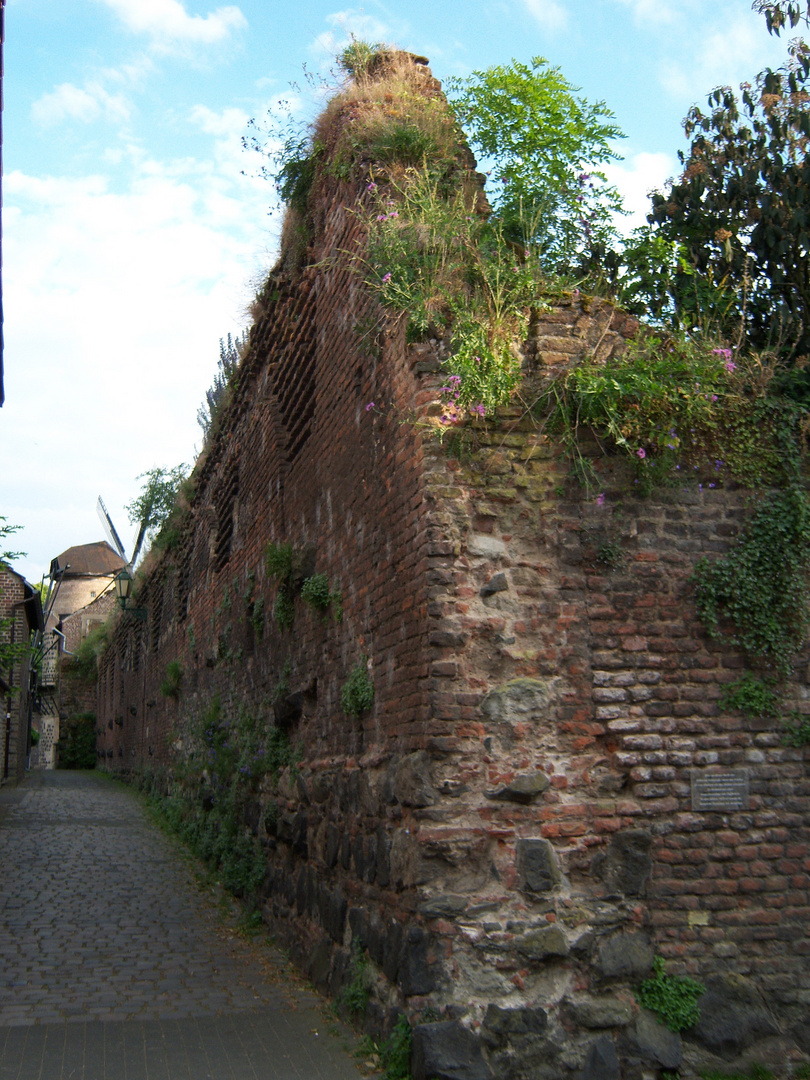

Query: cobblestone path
0 771 366 1079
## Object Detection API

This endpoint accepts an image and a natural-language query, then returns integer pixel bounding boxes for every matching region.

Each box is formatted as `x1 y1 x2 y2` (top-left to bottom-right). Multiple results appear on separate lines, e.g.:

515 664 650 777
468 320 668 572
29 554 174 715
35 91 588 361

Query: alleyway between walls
0 771 367 1080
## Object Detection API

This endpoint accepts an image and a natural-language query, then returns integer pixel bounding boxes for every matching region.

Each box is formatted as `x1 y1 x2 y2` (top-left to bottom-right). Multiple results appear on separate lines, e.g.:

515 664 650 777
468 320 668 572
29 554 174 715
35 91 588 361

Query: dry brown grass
312 50 462 183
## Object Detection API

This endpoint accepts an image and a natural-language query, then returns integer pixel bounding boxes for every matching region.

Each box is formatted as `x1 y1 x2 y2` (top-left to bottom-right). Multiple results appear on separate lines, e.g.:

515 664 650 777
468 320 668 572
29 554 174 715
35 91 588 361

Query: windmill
96 495 148 570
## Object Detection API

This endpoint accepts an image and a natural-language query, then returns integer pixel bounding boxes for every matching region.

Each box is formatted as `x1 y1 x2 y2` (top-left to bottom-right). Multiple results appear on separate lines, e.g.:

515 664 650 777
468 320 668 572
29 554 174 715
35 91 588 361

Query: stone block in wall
595 931 654 981
306 936 333 992
480 1005 548 1045
515 838 561 893
516 925 569 959
384 750 438 807
398 925 435 996
325 822 340 867
578 1035 620 1080
479 572 508 598
624 1010 682 1070
479 1005 562 1080
480 678 559 725
485 772 550 804
590 829 652 897
411 1021 494 1080
564 993 636 1029
688 974 779 1058
376 824 391 887
317 884 347 943
419 893 469 918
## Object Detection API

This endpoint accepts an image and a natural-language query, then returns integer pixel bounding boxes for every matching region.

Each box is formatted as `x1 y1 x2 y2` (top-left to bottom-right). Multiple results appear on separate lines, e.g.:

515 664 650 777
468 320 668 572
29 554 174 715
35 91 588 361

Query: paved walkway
0 771 368 1079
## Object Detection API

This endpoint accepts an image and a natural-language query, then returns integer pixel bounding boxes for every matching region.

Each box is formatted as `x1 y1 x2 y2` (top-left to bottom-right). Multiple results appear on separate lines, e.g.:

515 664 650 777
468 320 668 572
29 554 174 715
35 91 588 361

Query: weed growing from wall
264 542 338 629
364 167 540 414
144 695 302 900
539 337 808 492
56 712 97 769
720 673 780 718
72 622 111 683
340 946 371 1017
340 657 374 717
159 660 183 699
265 542 297 629
359 1016 413 1080
635 957 704 1032
301 573 342 621
782 712 810 747
250 596 266 639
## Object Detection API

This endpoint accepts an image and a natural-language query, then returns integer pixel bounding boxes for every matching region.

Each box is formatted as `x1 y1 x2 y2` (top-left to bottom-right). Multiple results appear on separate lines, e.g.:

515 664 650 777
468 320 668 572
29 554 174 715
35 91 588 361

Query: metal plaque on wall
691 769 749 812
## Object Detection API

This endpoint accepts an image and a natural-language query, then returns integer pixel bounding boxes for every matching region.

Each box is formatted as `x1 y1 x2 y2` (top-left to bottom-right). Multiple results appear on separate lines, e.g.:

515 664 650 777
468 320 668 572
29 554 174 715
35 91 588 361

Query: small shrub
337 38 384 79
301 574 342 621
273 589 296 630
341 657 374 717
341 947 371 1017
540 337 808 493
636 957 704 1032
265 541 294 580
301 573 331 610
358 1016 413 1080
265 542 296 630
595 538 624 569
73 623 110 683
57 712 97 769
160 660 183 699
378 1016 413 1080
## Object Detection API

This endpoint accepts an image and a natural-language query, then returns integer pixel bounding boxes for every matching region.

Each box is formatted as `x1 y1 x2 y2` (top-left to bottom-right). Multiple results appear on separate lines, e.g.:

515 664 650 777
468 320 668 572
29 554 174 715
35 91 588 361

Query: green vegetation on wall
340 657 374 718
138 694 300 900
57 712 97 770
636 957 704 1033
693 486 810 676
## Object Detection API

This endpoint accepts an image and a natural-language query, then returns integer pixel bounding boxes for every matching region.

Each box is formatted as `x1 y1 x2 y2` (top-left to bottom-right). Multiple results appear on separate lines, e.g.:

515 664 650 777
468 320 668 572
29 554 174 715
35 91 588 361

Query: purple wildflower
636 448 646 460
596 493 606 506
382 272 392 283
366 402 375 412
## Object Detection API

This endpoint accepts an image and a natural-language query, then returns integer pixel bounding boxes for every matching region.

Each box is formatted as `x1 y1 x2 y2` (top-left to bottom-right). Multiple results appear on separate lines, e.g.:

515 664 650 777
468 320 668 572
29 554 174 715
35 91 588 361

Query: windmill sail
96 496 127 560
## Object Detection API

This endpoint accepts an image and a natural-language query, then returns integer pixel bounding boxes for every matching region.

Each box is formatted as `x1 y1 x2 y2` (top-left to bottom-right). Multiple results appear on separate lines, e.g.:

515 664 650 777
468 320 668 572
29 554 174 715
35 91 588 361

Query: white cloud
656 4 789 103
522 0 568 32
0 139 275 582
613 0 677 23
311 9 396 58
604 151 677 232
31 81 131 127
95 0 247 47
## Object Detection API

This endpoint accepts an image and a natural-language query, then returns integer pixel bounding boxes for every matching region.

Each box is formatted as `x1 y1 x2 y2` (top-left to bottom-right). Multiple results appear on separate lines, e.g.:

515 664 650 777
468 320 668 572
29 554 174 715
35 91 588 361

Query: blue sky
0 0 793 583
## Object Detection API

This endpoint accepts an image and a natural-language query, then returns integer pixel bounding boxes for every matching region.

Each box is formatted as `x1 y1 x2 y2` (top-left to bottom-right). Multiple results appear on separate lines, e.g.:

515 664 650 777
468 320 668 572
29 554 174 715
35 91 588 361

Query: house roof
50 541 126 579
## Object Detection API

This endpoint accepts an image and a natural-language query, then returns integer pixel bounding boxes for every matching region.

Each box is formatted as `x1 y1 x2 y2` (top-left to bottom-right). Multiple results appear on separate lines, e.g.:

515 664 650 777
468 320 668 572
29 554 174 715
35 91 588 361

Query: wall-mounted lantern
114 569 146 619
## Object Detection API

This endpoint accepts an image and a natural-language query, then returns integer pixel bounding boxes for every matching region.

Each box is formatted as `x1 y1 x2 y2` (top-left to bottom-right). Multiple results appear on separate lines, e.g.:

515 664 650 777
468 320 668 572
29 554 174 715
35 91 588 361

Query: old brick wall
97 278 810 1074
95 75 809 1078
0 568 36 785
